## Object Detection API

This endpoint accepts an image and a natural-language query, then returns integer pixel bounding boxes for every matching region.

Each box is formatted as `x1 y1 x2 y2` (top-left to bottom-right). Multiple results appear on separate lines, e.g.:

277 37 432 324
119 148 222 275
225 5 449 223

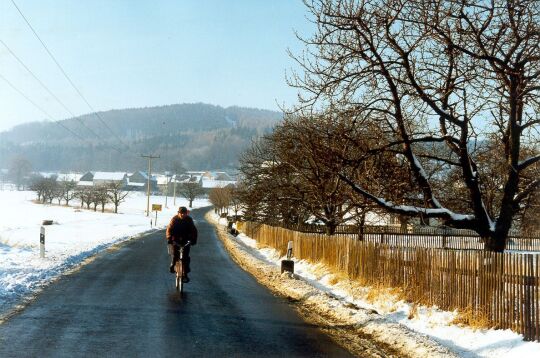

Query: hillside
0 103 282 172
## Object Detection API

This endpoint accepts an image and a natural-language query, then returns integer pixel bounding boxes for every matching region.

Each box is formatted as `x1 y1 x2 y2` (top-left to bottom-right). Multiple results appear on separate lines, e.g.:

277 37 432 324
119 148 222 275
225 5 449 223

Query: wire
0 39 116 147
0 73 89 142
10 0 131 151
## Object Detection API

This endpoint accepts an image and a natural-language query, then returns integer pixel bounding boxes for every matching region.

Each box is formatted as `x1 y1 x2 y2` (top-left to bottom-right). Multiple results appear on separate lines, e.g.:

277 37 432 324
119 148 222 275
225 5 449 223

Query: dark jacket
166 215 198 245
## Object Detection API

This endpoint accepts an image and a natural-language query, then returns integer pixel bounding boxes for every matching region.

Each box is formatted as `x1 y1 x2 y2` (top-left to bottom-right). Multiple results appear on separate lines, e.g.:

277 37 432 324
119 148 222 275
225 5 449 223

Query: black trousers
171 245 191 274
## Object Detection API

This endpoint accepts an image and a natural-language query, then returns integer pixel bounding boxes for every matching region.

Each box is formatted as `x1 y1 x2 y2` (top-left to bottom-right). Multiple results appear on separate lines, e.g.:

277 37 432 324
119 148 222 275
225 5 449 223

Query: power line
0 39 116 147
0 39 77 118
10 0 131 151
0 72 88 142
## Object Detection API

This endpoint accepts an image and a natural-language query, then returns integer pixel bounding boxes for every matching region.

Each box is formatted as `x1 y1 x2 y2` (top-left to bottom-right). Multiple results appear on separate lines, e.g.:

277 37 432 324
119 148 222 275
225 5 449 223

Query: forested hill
0 103 282 172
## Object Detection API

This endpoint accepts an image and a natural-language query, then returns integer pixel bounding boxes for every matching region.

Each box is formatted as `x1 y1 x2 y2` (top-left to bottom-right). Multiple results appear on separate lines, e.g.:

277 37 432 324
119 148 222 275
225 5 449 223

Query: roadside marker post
40 226 45 258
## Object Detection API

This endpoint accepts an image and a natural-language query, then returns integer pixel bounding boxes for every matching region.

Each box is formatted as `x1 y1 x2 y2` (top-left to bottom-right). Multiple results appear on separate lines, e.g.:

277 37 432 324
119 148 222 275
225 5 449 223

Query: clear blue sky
0 0 313 132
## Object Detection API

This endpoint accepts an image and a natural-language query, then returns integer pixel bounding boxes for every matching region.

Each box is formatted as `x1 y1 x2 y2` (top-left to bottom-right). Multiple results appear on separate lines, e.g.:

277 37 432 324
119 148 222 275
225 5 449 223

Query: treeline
30 176 128 213
0 103 281 171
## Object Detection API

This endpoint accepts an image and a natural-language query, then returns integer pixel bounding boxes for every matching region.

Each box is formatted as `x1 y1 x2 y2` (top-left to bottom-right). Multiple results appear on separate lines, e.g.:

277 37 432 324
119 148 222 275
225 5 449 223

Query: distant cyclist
166 206 198 282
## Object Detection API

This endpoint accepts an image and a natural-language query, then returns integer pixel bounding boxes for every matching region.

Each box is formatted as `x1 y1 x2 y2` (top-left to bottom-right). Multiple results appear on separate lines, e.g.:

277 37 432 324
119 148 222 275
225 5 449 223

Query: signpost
152 204 162 225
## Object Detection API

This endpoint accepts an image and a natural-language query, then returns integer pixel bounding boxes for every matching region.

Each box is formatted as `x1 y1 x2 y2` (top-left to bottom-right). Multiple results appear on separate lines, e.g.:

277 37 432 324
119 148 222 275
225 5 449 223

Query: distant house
155 174 172 192
201 178 236 190
79 171 95 182
93 172 128 187
77 171 95 187
128 171 157 192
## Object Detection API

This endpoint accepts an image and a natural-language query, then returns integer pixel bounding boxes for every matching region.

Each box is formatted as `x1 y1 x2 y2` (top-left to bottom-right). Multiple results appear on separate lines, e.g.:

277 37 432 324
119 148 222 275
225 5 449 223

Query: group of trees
30 177 128 213
239 0 540 251
208 186 242 217
238 113 381 234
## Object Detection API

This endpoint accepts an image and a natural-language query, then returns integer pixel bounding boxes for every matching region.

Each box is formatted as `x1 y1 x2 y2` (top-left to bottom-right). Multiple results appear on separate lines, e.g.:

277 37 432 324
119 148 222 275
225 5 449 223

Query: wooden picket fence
238 221 540 341
282 223 540 252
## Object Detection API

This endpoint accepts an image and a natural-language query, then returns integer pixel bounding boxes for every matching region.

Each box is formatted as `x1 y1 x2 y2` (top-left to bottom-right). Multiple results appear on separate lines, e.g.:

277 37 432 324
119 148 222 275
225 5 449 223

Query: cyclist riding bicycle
166 206 198 282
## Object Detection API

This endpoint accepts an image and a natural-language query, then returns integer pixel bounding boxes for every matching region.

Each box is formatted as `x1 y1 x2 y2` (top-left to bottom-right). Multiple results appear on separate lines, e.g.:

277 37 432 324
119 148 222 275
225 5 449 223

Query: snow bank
211 214 540 358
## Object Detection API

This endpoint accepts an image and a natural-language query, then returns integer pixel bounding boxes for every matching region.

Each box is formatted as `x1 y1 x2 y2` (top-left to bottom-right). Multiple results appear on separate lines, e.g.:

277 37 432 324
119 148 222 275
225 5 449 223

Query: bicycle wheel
175 261 182 292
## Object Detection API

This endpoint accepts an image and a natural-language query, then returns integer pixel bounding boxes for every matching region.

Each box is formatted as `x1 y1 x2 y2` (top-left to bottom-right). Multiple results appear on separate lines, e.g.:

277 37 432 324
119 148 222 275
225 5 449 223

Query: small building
128 171 157 192
79 171 95 182
93 172 128 187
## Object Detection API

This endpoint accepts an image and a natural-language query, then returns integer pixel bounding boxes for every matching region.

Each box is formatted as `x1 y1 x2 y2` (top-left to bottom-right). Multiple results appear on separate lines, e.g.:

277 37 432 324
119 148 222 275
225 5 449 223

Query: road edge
206 211 459 358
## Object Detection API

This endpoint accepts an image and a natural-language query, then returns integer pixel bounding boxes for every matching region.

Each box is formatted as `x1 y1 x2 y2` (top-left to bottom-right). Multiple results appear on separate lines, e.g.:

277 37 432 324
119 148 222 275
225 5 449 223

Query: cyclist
166 206 198 282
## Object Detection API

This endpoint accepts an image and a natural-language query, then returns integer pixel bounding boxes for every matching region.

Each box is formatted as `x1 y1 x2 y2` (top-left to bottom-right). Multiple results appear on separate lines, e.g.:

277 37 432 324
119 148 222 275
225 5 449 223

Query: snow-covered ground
0 189 209 316
212 215 540 358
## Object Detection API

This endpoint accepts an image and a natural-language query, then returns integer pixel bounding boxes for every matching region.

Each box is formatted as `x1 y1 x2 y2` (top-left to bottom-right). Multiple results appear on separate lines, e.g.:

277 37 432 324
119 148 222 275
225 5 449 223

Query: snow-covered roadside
209 214 540 358
0 190 208 318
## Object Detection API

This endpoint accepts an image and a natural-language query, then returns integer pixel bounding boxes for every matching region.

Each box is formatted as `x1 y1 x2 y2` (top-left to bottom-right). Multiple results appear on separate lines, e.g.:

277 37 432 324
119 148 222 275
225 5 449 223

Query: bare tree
107 181 129 213
42 178 58 204
238 135 309 225
87 186 109 212
58 178 78 206
272 113 378 234
75 187 93 209
290 0 540 251
209 186 233 215
178 182 204 208
30 176 47 202
95 186 110 213
229 185 244 217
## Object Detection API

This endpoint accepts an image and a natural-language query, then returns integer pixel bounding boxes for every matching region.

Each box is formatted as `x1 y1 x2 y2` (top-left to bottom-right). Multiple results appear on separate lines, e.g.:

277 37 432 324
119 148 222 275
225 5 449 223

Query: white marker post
40 226 45 258
287 241 293 259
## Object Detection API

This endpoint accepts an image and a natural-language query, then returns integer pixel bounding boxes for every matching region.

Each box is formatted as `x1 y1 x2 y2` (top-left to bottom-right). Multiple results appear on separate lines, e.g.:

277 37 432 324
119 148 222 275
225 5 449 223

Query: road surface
0 208 352 357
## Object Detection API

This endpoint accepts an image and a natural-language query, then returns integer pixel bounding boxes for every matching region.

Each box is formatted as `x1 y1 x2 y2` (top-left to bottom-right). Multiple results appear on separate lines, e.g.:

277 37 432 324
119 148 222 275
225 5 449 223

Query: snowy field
0 189 209 316
212 216 540 357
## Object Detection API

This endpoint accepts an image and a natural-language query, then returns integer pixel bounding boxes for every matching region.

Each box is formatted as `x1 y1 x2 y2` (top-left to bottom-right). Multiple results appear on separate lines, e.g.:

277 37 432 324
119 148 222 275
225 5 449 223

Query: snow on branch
518 155 540 171
338 173 475 224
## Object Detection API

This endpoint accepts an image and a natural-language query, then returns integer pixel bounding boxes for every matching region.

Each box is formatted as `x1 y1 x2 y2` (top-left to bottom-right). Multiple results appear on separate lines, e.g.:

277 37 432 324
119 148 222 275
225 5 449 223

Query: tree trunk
484 234 506 252
325 222 337 235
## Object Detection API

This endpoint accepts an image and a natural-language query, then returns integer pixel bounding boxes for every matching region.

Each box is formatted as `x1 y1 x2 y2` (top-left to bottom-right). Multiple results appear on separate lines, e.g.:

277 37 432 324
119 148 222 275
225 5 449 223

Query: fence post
523 255 535 341
442 229 448 250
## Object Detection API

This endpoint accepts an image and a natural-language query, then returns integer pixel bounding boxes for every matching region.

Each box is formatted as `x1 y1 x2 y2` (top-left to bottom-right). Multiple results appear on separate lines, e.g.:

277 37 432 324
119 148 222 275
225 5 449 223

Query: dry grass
451 306 494 330
365 285 404 304
408 303 418 320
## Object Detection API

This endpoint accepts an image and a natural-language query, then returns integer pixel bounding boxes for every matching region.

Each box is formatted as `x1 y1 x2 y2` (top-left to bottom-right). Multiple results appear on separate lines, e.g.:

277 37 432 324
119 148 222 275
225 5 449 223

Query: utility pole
164 171 171 208
173 173 177 206
141 154 159 216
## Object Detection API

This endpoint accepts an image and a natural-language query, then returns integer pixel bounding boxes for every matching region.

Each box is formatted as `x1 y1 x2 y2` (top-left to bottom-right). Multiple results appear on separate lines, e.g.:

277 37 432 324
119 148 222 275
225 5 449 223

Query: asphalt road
0 208 352 357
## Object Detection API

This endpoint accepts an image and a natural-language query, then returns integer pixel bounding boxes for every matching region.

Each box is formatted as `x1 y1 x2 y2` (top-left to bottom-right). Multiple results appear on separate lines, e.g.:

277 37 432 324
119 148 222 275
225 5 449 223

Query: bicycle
168 241 191 292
